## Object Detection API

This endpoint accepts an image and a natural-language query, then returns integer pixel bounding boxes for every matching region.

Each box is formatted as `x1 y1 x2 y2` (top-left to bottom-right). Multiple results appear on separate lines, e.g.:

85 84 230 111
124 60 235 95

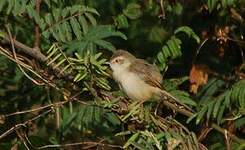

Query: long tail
160 89 194 113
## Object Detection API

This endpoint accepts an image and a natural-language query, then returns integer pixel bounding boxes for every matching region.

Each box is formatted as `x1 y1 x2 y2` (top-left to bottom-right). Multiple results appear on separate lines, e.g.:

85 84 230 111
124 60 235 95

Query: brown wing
129 59 163 89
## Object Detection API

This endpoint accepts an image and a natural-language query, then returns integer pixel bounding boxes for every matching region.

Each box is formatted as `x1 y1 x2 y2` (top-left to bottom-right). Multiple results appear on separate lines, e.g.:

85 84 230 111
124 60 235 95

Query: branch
3 101 67 118
34 0 42 48
1 33 71 78
2 33 47 62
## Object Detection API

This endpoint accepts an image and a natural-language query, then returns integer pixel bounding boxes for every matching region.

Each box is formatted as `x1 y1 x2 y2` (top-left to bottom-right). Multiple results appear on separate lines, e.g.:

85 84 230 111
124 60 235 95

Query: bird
107 49 193 113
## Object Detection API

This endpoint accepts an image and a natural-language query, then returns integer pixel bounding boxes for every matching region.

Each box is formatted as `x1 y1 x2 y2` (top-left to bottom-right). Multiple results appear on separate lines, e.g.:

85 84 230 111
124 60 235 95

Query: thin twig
1 32 70 78
0 109 52 140
6 26 41 85
33 141 123 149
3 101 67 118
192 38 209 64
24 132 121 149
16 130 30 150
159 0 166 19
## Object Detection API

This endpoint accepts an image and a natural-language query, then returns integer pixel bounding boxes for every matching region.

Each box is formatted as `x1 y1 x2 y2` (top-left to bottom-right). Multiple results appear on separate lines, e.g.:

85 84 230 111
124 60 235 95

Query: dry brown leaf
215 26 230 44
0 115 5 125
189 64 210 94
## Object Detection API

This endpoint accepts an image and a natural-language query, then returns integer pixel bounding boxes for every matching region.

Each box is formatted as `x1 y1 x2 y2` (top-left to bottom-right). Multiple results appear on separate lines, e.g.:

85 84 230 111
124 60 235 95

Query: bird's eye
115 59 119 63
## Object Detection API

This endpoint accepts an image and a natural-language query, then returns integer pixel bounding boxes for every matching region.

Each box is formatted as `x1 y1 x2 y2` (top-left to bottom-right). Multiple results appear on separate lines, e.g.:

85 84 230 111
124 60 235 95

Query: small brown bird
108 50 192 112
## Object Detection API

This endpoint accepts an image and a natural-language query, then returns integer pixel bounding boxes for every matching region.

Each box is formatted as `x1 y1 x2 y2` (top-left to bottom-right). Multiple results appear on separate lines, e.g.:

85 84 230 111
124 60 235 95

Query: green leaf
105 112 121 126
61 22 72 41
171 90 197 106
70 18 82 40
57 25 66 42
237 82 245 108
6 0 14 14
61 7 70 17
114 14 129 29
87 25 127 40
70 5 81 14
196 106 208 124
52 8 61 22
167 39 178 58
44 13 53 26
0 0 6 12
78 16 89 34
157 52 165 64
149 27 167 43
81 5 99 16
207 0 218 12
213 95 225 118
217 105 225 124
94 40 116 51
187 113 198 124
223 91 231 107
13 0 21 16
85 12 97 26
172 2 183 15
162 45 171 59
206 101 215 120
26 5 40 24
174 26 200 43
235 117 245 129
123 3 142 20
123 132 140 149
66 41 88 54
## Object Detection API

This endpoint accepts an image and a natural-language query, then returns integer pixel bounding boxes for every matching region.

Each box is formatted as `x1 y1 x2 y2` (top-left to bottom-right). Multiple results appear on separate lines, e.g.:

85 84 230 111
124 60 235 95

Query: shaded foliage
0 0 244 149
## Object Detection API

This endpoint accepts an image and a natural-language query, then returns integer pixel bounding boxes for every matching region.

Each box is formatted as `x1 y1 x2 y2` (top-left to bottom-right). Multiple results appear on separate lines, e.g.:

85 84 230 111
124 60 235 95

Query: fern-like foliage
188 79 245 125
72 52 110 91
46 43 75 75
163 77 197 106
0 0 29 16
40 5 99 42
0 0 127 61
59 104 121 136
64 25 127 55
46 43 110 91
114 3 142 29
120 116 199 150
37 4 127 55
0 1 99 40
157 26 200 71
0 0 57 20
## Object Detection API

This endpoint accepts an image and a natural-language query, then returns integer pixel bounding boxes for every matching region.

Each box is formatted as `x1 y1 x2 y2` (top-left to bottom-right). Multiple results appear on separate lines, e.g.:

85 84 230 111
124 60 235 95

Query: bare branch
2 33 47 62
0 109 52 140
34 0 42 48
3 101 67 118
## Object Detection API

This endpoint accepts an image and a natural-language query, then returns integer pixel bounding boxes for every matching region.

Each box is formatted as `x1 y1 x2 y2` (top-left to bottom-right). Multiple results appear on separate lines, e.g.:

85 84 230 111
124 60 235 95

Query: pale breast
114 71 159 101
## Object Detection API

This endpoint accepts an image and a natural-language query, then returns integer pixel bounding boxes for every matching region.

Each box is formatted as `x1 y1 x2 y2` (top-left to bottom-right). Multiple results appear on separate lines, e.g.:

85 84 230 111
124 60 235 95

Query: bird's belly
120 73 157 101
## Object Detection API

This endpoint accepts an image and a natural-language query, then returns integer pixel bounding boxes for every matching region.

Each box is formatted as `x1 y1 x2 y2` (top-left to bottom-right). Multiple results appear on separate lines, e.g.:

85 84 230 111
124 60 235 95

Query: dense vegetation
0 0 244 149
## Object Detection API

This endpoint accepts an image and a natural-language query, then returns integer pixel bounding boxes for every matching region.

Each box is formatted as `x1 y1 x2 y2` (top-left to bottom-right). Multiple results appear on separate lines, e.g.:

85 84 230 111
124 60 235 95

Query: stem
34 0 42 48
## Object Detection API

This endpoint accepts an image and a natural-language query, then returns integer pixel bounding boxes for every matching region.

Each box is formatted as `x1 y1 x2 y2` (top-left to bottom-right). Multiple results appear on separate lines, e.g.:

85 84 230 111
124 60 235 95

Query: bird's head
108 50 136 73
